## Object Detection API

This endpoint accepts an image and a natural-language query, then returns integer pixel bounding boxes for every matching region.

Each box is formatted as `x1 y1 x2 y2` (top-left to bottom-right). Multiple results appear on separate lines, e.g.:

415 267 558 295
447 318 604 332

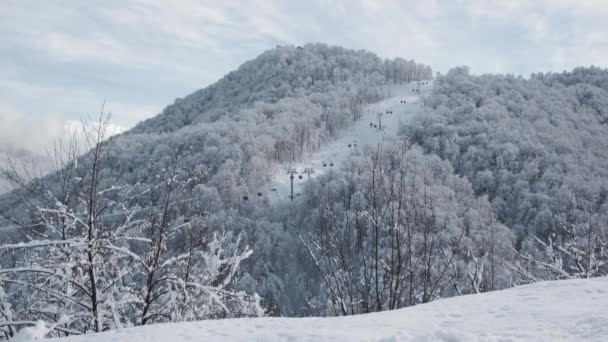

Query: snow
269 83 428 202
42 276 608 341
11 321 49 341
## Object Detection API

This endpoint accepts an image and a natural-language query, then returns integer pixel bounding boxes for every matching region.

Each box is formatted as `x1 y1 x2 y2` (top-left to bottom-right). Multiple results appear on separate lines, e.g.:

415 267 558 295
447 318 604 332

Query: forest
1 44 607 339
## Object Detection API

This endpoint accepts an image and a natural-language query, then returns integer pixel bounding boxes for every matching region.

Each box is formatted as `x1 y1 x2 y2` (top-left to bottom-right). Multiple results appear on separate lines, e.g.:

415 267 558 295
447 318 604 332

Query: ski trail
267 81 431 202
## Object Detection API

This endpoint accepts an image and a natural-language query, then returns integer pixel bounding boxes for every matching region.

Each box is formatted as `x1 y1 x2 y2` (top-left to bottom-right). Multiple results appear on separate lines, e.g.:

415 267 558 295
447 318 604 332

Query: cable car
271 188 277 192
243 196 249 201
330 163 334 167
298 175 303 179
257 192 262 196
348 144 351 147
323 163 327 167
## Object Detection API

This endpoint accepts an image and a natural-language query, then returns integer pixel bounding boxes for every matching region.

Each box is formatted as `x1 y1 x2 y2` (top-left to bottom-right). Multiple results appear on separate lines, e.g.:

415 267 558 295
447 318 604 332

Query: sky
1 0 607 156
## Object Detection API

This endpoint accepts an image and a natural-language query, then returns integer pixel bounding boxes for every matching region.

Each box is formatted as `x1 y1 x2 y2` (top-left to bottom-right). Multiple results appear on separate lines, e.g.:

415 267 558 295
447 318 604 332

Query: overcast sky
1 0 607 154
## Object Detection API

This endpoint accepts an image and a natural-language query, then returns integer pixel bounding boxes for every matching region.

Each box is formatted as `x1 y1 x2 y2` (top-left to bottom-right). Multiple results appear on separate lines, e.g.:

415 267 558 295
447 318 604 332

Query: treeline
293 143 514 315
405 66 608 282
0 45 432 338
0 116 263 338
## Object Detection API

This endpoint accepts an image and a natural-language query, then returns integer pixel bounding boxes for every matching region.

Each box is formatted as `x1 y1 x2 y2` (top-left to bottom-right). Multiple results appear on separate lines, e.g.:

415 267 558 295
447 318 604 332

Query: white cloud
0 78 159 129
0 99 65 154
0 93 140 159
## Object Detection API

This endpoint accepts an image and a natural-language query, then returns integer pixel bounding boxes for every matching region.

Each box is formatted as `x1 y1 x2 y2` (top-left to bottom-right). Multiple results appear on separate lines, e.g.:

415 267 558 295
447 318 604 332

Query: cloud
0 94 132 157
0 99 65 154
0 78 159 130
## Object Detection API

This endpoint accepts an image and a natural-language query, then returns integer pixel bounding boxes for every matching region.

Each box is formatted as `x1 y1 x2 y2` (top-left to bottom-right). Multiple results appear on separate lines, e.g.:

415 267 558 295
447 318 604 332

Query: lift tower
303 167 315 180
286 168 298 201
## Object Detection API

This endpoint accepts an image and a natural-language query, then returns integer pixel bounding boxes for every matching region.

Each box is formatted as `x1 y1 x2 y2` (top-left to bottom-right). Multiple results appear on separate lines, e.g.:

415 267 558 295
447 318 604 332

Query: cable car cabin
348 144 351 147
257 192 262 196
243 196 249 201
330 163 334 167
298 175 303 179
323 163 327 167
271 188 277 192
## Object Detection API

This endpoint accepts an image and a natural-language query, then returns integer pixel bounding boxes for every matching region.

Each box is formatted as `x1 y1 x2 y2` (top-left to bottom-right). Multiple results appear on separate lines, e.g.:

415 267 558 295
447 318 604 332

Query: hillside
268 82 428 201
0 45 435 336
129 43 431 134
405 66 608 280
17 277 606 341
2 45 608 340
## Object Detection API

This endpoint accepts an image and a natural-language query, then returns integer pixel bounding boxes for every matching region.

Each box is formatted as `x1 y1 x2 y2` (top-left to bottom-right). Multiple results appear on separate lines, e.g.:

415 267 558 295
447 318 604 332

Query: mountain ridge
128 43 432 135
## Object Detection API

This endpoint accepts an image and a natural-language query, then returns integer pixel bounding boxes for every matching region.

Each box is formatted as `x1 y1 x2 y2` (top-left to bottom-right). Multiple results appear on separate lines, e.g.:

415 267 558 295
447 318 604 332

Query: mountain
2 44 608 339
0 44 436 336
129 43 431 134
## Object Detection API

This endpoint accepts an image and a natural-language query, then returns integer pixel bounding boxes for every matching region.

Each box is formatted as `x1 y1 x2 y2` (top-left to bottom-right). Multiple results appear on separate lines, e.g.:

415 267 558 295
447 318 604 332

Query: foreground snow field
38 277 608 342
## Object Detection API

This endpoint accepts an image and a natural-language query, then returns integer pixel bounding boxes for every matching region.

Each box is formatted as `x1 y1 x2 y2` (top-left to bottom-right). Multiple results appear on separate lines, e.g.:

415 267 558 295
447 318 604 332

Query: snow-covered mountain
268 82 429 202
2 44 608 341
129 43 431 134
20 276 605 341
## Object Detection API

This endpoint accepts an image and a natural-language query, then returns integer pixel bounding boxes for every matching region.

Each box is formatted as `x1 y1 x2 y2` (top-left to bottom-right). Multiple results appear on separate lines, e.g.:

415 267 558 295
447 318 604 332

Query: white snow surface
268 83 427 202
44 277 608 341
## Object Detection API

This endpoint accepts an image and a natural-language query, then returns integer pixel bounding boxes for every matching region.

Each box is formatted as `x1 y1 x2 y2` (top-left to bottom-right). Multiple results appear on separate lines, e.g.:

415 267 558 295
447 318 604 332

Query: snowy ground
36 276 608 341
268 82 429 202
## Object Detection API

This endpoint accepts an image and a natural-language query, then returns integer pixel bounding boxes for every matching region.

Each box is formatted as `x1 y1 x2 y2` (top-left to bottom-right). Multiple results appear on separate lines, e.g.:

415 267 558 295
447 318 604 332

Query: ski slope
33 276 608 341
268 82 429 202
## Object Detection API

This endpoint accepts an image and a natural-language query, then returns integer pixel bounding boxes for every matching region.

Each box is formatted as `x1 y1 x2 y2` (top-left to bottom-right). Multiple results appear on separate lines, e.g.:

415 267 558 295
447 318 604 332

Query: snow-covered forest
405 66 608 281
1 44 608 340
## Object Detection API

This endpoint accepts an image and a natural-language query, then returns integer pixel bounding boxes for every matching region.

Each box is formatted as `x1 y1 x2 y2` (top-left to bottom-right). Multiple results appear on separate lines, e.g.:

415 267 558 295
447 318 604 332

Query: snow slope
42 276 608 341
268 82 429 202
